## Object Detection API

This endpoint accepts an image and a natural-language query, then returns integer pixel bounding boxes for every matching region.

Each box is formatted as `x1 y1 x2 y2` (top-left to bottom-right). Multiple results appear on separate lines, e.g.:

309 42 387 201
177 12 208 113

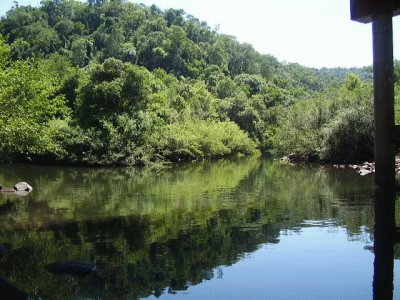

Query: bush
271 79 374 163
321 108 374 163
57 112 161 166
0 58 70 162
150 119 258 161
272 97 329 157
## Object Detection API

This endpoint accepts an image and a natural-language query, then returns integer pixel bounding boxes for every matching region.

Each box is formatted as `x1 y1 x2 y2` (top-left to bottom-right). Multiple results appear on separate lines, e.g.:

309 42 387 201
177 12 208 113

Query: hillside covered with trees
0 0 397 166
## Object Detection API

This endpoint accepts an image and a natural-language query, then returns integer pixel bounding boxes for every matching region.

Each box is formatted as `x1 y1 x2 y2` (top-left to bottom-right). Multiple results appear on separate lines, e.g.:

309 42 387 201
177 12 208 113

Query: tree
0 35 11 68
205 40 229 72
102 25 124 59
20 20 61 55
344 72 361 91
164 8 185 27
0 56 70 161
77 58 154 127
70 37 93 67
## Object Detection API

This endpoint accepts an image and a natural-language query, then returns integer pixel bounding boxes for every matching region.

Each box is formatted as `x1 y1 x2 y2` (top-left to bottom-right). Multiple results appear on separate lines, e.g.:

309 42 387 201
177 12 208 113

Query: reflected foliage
0 158 377 298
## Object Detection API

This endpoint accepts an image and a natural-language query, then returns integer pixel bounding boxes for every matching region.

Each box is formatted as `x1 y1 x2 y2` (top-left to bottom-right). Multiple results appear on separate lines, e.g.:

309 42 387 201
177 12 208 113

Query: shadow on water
0 157 394 299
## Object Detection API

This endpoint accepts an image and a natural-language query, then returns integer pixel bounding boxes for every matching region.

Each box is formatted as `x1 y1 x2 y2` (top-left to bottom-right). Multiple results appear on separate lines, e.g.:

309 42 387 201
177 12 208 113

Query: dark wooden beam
373 13 396 186
351 0 400 23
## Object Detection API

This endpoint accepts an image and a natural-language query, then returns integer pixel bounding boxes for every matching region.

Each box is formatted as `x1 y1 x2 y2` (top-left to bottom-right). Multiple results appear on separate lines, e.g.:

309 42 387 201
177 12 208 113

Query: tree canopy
0 0 386 165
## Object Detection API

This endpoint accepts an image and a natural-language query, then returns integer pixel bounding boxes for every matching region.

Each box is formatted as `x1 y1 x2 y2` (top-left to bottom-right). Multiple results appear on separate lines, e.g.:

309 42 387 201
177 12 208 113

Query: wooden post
351 2 398 298
373 13 396 186
350 0 400 187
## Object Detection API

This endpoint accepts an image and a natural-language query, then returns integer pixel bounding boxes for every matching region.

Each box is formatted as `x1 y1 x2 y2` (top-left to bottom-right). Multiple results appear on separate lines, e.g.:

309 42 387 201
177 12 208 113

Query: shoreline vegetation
0 0 399 167
281 154 400 176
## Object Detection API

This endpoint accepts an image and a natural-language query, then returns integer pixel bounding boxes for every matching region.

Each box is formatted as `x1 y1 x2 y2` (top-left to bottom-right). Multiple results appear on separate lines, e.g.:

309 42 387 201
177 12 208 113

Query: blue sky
1 0 399 68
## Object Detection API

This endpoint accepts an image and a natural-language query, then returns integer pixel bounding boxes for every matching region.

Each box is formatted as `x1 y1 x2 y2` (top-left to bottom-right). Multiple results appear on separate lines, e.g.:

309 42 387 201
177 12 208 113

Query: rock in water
358 169 373 176
13 182 33 192
46 261 97 276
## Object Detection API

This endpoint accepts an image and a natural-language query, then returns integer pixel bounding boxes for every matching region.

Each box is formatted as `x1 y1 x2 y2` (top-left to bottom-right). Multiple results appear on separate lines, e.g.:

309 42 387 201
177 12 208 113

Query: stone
13 182 33 192
358 169 373 176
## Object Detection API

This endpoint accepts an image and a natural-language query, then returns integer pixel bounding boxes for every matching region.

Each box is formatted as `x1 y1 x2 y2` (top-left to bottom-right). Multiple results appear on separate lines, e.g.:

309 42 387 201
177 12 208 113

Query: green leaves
151 119 258 162
0 35 10 68
321 108 373 162
0 57 70 161
70 37 93 67
272 78 374 163
0 2 380 165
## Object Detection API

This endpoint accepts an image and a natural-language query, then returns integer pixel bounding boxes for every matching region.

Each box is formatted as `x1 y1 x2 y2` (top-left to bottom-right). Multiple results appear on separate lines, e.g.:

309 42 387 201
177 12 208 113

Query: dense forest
0 0 398 166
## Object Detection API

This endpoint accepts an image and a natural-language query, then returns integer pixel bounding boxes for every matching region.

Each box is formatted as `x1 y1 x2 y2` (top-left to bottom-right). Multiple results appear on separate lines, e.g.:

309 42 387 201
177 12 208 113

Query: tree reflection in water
0 158 391 299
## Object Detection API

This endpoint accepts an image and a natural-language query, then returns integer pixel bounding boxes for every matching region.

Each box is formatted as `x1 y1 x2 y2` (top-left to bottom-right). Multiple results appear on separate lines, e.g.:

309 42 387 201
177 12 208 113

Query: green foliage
321 108 373 162
57 113 156 165
20 20 61 55
70 37 93 67
0 35 10 68
272 76 374 162
77 58 155 126
344 72 362 91
0 1 378 165
0 55 70 162
151 119 258 161
273 97 328 158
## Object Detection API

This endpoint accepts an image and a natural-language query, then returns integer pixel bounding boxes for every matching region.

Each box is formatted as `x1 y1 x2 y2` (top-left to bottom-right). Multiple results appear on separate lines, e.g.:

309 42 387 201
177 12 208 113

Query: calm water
0 157 398 299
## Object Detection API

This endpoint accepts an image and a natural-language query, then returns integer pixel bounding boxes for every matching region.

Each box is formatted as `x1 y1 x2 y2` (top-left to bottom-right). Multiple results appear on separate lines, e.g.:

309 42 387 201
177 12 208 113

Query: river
0 157 398 299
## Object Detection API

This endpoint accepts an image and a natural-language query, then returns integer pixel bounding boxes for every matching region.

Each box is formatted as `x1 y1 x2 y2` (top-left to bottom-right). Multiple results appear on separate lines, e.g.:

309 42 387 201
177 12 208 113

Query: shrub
272 97 329 157
150 119 258 162
321 108 374 163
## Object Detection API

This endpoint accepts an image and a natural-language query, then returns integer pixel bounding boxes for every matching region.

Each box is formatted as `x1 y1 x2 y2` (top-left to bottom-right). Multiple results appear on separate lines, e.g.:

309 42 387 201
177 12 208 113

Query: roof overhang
351 0 400 23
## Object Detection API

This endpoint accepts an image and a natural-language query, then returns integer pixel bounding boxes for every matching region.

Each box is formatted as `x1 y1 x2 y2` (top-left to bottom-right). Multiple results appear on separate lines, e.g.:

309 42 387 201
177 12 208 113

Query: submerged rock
358 168 373 176
46 261 97 276
0 182 33 196
350 161 376 176
13 182 33 192
350 155 400 176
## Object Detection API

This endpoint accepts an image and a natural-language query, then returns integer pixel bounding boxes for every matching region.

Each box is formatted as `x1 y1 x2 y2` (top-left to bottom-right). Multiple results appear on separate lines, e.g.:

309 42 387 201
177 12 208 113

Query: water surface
0 157 398 299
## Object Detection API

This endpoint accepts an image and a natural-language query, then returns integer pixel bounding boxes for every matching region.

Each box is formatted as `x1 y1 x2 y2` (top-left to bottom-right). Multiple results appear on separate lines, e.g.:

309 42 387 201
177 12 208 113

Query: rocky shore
347 157 400 176
281 153 400 176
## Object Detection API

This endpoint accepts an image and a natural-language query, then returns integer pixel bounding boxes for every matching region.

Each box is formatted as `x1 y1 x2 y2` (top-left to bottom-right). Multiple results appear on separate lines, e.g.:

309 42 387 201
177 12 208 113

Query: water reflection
373 187 396 300
0 158 390 299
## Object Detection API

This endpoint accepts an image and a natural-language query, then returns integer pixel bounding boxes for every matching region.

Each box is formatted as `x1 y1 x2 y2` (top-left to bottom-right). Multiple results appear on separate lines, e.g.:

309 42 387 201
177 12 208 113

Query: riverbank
347 157 400 176
281 153 400 176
